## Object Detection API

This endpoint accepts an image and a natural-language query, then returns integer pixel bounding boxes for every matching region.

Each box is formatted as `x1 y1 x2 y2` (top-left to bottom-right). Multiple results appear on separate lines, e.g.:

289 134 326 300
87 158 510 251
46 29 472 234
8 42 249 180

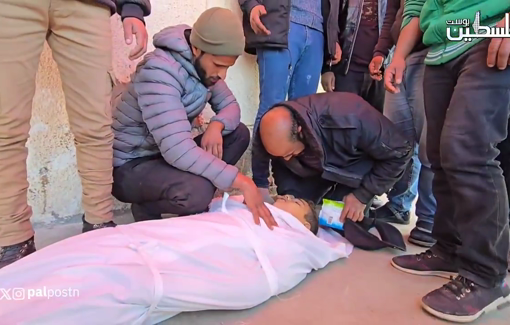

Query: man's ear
191 45 202 58
304 221 311 230
297 126 305 141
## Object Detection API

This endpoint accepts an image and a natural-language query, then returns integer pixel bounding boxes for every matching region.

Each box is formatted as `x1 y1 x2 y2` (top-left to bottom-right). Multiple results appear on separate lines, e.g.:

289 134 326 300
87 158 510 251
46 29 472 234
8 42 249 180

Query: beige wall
29 0 260 223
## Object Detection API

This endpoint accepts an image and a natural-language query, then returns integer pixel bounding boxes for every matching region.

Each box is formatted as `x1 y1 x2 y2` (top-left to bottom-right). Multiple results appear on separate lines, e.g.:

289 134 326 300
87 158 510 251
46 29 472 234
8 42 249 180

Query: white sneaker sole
408 237 435 248
391 259 457 279
421 295 510 323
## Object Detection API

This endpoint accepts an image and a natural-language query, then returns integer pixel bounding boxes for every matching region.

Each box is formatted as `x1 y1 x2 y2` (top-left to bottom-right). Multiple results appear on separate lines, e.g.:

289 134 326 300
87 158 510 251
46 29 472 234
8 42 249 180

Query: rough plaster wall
29 0 261 223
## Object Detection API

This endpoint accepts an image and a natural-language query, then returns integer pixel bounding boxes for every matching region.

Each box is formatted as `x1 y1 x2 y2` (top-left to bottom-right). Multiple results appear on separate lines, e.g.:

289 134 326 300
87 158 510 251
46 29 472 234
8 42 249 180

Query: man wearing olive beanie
111 8 277 229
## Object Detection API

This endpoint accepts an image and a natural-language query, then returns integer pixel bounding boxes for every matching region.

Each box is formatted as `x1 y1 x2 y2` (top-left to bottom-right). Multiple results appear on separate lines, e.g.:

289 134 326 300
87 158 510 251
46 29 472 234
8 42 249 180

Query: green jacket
402 0 509 65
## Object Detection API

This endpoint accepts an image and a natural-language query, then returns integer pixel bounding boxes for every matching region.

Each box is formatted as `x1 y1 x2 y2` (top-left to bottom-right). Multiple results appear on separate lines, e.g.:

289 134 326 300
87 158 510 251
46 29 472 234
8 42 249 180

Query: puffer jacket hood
152 24 199 79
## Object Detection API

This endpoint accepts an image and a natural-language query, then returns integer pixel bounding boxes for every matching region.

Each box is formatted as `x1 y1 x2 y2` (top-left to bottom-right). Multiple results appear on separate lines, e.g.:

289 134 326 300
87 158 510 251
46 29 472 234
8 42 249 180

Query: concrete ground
34 211 510 325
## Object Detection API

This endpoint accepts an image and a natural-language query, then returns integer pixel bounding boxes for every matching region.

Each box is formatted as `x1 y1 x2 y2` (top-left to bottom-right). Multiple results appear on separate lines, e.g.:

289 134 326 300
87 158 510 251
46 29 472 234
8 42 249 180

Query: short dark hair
279 105 301 142
303 199 319 235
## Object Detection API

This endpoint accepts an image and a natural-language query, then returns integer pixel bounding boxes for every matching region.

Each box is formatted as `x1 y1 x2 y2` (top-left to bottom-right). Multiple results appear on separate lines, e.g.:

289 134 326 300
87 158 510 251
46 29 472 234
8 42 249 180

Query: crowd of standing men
0 0 509 323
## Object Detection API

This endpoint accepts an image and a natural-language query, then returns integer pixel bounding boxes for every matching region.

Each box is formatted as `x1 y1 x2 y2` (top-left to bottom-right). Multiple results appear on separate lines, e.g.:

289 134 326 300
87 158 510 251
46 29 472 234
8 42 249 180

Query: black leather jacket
252 92 412 204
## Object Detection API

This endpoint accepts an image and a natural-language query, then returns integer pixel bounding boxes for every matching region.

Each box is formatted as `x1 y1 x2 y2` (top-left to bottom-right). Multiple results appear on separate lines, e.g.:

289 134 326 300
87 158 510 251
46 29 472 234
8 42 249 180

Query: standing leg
404 50 437 248
287 26 324 100
420 40 510 323
333 70 365 96
439 42 509 288
423 64 460 259
496 121 510 270
496 122 510 222
251 31 295 188
0 0 48 267
363 74 385 113
410 117 437 247
47 0 114 228
375 68 419 225
390 58 458 278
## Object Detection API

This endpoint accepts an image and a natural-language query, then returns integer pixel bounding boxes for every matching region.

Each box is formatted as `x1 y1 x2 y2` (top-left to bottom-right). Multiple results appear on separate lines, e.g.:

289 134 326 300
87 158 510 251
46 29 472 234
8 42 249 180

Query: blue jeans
252 22 324 186
384 49 436 224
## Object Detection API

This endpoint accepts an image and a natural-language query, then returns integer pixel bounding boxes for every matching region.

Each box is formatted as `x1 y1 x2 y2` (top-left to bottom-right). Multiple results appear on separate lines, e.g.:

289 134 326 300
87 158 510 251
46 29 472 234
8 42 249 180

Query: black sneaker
391 249 458 278
131 203 162 222
82 215 117 233
409 220 436 248
370 204 410 225
422 276 510 323
0 237 36 269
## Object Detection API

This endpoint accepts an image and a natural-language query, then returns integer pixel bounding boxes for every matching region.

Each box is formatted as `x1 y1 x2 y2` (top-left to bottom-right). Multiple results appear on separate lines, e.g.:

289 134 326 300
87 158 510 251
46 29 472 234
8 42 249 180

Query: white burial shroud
0 195 353 324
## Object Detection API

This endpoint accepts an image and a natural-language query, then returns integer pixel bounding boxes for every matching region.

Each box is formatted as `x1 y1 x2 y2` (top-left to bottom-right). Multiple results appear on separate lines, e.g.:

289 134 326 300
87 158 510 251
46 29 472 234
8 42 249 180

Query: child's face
272 195 312 230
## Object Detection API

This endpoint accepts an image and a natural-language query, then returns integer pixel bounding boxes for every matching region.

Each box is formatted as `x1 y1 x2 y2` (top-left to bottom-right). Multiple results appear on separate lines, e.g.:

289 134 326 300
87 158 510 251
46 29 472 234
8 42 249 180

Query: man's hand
250 5 270 35
201 121 224 159
487 15 510 70
331 42 342 65
321 72 336 92
233 174 278 229
384 55 406 94
340 193 366 223
369 55 384 81
123 17 148 60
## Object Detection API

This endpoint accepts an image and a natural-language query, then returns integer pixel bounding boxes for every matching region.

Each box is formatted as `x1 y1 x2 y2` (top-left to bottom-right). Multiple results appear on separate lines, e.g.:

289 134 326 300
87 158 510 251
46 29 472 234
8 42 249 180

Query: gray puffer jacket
112 25 241 191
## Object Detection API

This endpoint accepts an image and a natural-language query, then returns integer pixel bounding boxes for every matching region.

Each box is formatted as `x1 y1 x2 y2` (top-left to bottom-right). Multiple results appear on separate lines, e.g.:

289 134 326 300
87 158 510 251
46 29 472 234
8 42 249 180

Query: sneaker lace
415 250 436 261
443 276 475 300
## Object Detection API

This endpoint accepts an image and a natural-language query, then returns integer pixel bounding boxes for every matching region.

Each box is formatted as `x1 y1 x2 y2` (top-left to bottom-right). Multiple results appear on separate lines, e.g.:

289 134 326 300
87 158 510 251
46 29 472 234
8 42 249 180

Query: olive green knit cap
190 7 245 56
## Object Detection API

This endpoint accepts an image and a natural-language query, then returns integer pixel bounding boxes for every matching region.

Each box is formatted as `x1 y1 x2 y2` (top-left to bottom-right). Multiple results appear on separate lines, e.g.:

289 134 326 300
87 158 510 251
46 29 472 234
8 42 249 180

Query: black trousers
112 123 250 217
271 160 373 215
334 70 385 113
497 122 510 224
424 40 510 287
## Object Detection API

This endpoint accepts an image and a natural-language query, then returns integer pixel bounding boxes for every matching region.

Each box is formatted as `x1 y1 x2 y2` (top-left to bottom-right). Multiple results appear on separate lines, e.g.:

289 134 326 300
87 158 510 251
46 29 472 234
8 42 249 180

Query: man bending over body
112 7 276 228
253 92 412 222
0 195 352 325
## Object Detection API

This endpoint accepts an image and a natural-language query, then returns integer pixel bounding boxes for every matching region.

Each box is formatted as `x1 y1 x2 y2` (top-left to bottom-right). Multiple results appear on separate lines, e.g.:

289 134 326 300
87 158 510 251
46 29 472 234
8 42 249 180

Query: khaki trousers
0 0 115 246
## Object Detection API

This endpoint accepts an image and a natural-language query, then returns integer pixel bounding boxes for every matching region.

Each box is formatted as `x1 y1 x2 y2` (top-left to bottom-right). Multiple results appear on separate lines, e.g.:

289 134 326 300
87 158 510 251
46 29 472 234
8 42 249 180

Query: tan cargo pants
0 0 114 246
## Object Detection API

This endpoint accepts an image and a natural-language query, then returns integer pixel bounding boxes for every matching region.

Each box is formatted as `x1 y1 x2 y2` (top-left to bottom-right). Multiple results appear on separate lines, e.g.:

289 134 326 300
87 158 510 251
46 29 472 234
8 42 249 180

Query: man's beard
193 54 219 87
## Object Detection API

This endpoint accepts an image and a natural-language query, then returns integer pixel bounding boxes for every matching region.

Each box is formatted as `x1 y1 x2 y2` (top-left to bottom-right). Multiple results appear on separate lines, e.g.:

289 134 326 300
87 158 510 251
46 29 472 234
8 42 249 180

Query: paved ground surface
34 210 510 325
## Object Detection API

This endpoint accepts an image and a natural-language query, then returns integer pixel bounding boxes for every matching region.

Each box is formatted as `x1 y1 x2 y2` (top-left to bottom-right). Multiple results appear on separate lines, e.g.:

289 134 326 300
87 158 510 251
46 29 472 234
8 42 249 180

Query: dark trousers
497 122 510 224
334 70 385 113
272 160 373 215
424 40 510 287
112 123 250 217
